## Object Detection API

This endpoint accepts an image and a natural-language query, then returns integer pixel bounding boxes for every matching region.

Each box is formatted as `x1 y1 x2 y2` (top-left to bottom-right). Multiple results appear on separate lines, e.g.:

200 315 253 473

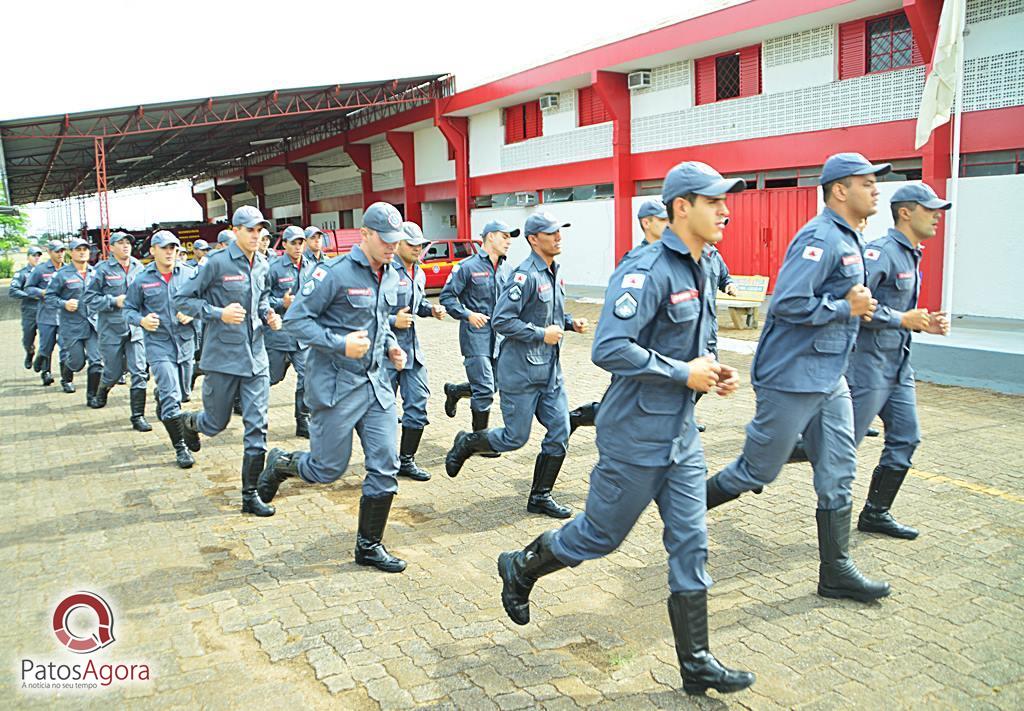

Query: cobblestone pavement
1 287 1021 710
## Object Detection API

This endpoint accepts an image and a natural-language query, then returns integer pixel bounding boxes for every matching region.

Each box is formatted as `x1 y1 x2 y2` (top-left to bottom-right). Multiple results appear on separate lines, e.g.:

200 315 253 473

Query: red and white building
196 0 1024 320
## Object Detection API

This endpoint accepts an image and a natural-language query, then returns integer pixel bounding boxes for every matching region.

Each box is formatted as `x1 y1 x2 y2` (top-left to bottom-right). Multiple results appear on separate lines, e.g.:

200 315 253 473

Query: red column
919 122 951 312
591 71 633 262
386 131 422 225
192 191 209 222
93 137 111 256
344 143 374 209
286 164 311 226
244 173 267 216
435 112 470 238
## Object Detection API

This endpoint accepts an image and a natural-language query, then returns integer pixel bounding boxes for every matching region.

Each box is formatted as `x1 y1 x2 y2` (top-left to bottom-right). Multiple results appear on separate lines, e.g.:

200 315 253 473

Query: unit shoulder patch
508 284 522 301
513 272 528 285
301 280 316 296
620 273 646 290
864 248 881 261
802 245 823 262
614 293 638 319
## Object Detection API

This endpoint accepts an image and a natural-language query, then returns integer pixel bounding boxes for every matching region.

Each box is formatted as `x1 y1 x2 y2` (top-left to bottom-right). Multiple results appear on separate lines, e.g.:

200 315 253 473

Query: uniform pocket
874 330 903 351
638 386 684 415
536 287 553 303
813 334 848 354
666 300 699 323
895 277 913 291
839 263 862 278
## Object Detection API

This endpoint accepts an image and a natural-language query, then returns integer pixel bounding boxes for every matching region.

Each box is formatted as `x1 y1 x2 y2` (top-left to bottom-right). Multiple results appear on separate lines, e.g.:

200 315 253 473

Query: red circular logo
52 592 115 654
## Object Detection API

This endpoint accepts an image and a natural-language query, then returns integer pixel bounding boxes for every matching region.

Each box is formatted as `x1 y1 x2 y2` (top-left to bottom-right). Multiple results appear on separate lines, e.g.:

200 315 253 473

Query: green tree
0 176 31 251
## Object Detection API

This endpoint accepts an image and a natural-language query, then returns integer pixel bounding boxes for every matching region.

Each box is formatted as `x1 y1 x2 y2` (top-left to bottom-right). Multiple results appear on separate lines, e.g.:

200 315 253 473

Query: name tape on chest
537 282 552 294
670 289 699 304
841 253 862 266
222 274 246 283
277 276 295 284
621 273 646 290
398 279 410 287
142 281 163 290
471 271 490 279
802 246 823 262
897 271 914 280
105 275 124 282
865 248 881 261
348 287 372 297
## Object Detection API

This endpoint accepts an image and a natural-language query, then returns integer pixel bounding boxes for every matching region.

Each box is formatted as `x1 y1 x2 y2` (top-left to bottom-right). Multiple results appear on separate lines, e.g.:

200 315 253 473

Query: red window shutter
738 45 762 97
578 86 611 126
524 101 543 139
695 57 716 105
838 20 867 79
504 105 524 144
911 34 925 65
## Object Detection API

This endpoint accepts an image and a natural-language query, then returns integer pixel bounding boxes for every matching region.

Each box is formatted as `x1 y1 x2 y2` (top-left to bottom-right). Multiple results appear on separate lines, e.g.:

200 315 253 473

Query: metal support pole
94 137 111 255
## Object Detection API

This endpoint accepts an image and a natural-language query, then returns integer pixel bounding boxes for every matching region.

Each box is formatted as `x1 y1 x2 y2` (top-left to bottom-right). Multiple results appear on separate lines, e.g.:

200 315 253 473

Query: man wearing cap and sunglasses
445 211 588 520
567 198 670 437
84 231 152 431
45 238 103 404
847 183 950 541
25 240 68 386
9 245 44 370
125 231 199 469
257 202 410 573
496 162 754 696
387 221 447 481
175 205 283 517
266 225 315 438
439 220 518 435
705 152 891 604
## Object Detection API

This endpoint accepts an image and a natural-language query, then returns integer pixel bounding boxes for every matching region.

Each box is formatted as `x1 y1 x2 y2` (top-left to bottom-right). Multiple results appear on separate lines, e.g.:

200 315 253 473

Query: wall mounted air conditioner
514 192 538 207
539 93 560 111
628 70 653 90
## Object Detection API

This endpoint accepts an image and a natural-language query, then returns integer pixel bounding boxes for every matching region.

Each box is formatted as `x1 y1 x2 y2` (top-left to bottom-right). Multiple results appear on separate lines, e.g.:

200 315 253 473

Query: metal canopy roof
0 75 453 206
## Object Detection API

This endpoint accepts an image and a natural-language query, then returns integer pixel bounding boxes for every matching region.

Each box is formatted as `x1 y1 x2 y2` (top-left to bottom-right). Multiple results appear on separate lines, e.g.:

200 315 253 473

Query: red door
717 187 817 293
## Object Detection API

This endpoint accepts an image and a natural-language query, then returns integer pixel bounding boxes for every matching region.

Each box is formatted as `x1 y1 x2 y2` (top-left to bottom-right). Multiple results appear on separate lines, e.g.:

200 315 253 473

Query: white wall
631 84 693 118
311 211 340 231
947 174 1024 319
542 108 578 135
762 53 834 94
414 126 456 185
421 200 457 240
469 109 503 177
964 10 1024 59
470 200 616 287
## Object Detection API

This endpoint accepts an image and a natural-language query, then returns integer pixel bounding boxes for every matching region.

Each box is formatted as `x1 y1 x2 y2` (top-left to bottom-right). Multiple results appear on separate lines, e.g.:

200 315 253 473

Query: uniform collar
391 258 417 278
660 227 694 258
887 227 920 254
477 250 505 268
526 249 555 274
349 244 371 269
821 206 859 236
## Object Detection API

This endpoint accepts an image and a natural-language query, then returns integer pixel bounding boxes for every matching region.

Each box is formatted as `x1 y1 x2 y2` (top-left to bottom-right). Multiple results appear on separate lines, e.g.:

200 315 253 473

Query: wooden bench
718 275 770 329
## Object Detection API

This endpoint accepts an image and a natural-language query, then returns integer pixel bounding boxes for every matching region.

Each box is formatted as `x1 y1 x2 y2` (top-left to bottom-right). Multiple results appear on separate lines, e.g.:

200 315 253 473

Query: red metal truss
93 138 110 252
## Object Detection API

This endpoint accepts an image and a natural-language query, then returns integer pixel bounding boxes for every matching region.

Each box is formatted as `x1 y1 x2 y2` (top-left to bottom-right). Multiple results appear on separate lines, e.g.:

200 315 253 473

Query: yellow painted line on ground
910 468 1024 504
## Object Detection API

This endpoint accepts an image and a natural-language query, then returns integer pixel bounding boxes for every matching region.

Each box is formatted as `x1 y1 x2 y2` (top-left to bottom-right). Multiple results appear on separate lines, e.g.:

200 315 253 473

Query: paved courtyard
1 286 1021 709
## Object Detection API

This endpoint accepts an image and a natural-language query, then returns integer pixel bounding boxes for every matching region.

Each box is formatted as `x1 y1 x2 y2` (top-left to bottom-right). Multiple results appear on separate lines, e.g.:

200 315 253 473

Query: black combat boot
705 473 741 510
354 494 406 572
241 454 275 516
24 347 35 370
568 401 599 435
858 466 918 539
60 364 76 393
86 369 102 408
180 412 202 452
129 388 153 432
527 454 572 519
472 408 500 458
817 506 891 602
443 382 472 418
294 390 309 439
41 368 54 386
668 591 756 695
398 427 431 481
257 448 300 503
497 530 566 625
92 380 114 409
866 427 880 438
162 417 195 469
445 430 495 477
33 354 46 373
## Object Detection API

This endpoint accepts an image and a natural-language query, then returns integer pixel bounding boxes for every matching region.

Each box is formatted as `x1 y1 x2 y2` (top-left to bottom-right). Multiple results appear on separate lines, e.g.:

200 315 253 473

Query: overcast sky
6 0 743 232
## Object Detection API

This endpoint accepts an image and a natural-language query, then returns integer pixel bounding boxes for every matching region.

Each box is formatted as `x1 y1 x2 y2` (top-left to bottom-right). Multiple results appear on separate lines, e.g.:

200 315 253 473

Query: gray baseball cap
820 152 891 185
217 229 236 245
109 231 132 244
637 199 668 219
400 222 429 246
524 211 570 236
68 238 90 250
890 183 952 210
151 230 181 248
231 205 271 229
192 239 211 252
46 240 66 251
303 225 325 239
362 202 405 243
27 245 44 256
281 225 306 242
662 162 746 203
479 220 521 238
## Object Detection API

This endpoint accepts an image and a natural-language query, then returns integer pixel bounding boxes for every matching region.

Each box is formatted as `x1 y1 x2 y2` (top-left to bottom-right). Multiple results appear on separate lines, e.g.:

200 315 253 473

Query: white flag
915 0 966 149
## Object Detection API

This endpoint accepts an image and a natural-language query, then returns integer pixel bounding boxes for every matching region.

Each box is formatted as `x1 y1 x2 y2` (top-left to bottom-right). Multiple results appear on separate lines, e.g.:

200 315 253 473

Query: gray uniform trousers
153 360 194 421
486 385 570 456
269 347 308 390
197 372 270 456
852 382 920 470
550 424 711 593
294 381 400 499
61 330 102 373
38 324 59 360
464 355 498 412
388 362 430 429
715 378 858 510
101 336 148 389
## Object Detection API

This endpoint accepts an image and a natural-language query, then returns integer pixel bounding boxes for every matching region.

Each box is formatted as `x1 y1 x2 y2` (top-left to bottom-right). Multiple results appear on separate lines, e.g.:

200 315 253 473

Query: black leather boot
568 401 599 435
668 591 756 695
232 395 243 416
33 354 46 373
241 454 275 516
86 369 102 408
858 466 918 539
866 427 880 438
443 382 471 418
129 388 153 432
497 530 566 625
24 347 35 370
60 364 76 393
180 412 202 452
706 473 741 510
817 506 890 602
445 430 495 477
398 427 431 481
354 494 406 572
162 417 195 469
92 380 114 409
472 408 500 458
257 448 300 503
294 390 309 439
527 454 572 518
41 369 54 386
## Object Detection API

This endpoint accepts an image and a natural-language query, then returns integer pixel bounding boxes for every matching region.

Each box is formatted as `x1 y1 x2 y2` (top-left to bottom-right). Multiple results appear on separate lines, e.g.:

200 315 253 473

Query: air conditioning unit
514 192 538 207
539 93 560 111
627 70 653 90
